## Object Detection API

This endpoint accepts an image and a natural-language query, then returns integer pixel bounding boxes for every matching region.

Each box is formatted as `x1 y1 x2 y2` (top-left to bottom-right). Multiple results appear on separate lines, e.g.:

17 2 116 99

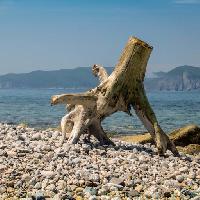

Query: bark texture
51 37 179 156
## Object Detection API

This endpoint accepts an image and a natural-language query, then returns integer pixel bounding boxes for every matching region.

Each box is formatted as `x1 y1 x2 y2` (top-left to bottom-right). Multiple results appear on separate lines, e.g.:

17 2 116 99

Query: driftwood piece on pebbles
119 124 200 155
51 37 179 156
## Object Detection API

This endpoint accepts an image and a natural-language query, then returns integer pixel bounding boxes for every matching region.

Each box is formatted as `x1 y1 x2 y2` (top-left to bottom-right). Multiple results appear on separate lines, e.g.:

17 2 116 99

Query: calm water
0 88 200 134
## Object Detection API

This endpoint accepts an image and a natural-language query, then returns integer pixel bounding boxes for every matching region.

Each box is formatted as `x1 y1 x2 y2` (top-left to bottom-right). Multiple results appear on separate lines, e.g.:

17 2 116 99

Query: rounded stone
176 175 185 183
0 186 6 194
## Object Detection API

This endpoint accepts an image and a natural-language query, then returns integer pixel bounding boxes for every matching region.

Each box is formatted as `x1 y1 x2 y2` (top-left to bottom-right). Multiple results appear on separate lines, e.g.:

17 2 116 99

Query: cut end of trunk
129 36 153 50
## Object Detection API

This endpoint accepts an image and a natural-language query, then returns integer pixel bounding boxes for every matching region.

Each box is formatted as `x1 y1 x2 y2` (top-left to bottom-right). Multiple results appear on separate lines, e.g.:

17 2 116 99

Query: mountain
0 67 114 89
145 65 200 91
0 65 200 91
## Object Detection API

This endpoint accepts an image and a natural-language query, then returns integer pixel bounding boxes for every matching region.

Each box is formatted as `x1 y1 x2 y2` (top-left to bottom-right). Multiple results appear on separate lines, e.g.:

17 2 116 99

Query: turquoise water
0 88 200 134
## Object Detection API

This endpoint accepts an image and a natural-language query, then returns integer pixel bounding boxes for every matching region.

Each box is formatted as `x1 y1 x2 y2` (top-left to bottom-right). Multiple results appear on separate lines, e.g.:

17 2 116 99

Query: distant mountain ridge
0 67 114 89
145 65 200 91
0 65 200 91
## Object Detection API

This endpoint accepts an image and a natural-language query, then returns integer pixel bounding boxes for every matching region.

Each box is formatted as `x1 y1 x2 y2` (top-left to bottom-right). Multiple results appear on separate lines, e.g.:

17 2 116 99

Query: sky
0 0 200 76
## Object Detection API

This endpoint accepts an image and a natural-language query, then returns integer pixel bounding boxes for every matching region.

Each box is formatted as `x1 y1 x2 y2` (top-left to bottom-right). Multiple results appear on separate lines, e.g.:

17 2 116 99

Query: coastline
0 123 199 199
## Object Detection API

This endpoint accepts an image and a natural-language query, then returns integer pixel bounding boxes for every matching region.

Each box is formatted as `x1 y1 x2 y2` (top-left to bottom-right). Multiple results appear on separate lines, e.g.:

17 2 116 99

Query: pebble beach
0 123 200 200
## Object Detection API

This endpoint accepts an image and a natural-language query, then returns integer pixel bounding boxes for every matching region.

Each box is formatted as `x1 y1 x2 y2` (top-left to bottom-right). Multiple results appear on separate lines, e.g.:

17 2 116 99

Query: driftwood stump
51 37 179 156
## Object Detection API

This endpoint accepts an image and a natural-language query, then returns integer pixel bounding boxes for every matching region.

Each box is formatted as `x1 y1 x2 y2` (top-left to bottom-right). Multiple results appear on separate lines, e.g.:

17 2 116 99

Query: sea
0 88 200 134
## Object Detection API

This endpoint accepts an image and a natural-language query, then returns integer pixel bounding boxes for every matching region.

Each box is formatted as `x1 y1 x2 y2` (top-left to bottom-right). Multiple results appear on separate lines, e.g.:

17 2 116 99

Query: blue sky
0 0 199 76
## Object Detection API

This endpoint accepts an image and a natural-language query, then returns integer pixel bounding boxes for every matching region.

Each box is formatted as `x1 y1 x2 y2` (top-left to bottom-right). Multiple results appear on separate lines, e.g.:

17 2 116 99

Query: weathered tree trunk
51 37 179 156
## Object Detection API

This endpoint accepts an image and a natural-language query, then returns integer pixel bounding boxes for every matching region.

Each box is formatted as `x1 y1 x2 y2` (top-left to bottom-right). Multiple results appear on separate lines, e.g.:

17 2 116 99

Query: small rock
42 145 51 151
109 177 125 186
41 179 49 189
40 170 55 178
53 194 62 199
176 175 185 183
0 164 7 171
164 180 180 188
76 187 84 193
99 196 110 200
72 158 81 164
128 189 140 197
46 184 56 191
109 186 119 191
88 196 97 200
82 144 91 150
98 188 108 195
22 173 31 182
188 172 196 179
135 184 143 192
89 174 100 182
61 193 73 200
161 161 169 168
18 135 26 141
29 177 36 186
69 185 77 191
83 187 97 196
52 131 59 138
6 150 17 157
179 166 189 173
7 187 14 193
34 182 42 189
32 132 41 140
127 154 135 159
0 186 6 194
34 191 45 200
144 185 158 198
79 179 85 186
76 196 83 200
138 155 146 163
57 180 66 190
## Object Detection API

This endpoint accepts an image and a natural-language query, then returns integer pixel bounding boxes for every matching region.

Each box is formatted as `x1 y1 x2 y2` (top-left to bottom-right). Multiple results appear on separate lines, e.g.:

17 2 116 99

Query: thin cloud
174 0 200 4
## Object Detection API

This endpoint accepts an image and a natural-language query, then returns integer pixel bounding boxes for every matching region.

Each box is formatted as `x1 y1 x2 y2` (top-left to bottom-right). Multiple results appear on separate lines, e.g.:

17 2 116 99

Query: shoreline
0 123 200 199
